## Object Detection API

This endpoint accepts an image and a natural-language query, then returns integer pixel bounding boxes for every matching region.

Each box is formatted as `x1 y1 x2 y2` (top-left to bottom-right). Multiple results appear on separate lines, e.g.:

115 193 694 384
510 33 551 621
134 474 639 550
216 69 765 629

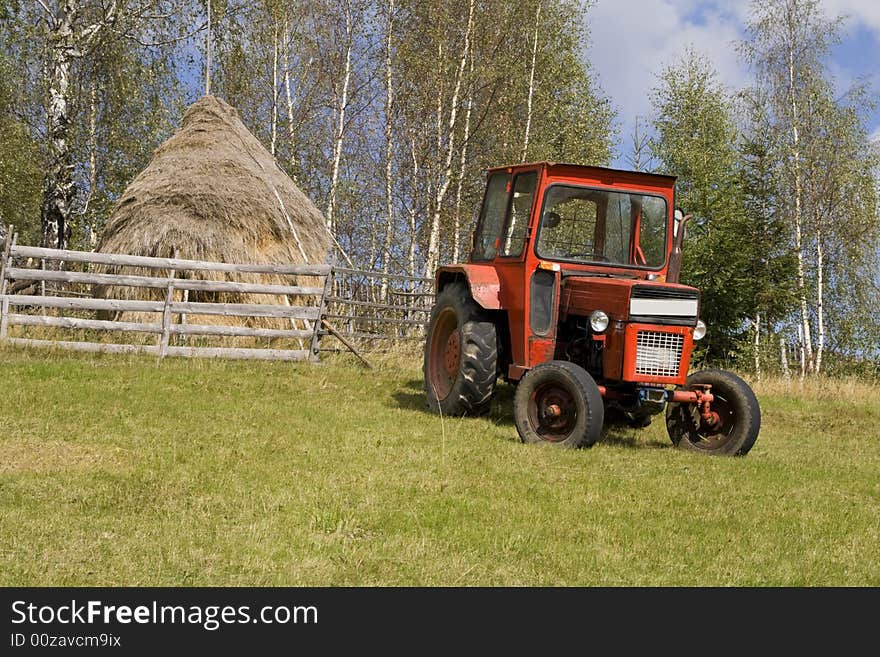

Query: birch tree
324 0 353 235
36 1 119 249
801 89 879 373
742 0 878 375
742 0 835 376
32 1 186 250
379 0 399 300
521 1 541 162
424 0 475 278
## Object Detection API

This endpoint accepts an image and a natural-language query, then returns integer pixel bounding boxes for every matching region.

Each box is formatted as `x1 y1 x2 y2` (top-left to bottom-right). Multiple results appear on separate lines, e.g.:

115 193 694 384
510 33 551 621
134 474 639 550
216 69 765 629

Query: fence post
309 258 334 362
159 260 177 358
0 228 16 341
0 296 8 340
0 224 14 297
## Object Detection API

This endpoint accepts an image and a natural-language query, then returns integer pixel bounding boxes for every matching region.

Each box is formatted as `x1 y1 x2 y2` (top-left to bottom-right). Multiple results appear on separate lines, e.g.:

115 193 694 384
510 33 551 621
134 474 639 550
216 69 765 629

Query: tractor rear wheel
514 361 604 448
423 282 498 415
666 369 761 456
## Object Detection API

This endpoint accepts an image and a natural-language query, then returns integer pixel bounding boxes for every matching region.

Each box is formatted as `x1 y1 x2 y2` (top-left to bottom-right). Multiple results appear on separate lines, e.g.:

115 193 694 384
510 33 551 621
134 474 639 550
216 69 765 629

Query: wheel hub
685 394 733 446
529 385 576 441
427 308 460 401
544 403 562 419
444 329 461 377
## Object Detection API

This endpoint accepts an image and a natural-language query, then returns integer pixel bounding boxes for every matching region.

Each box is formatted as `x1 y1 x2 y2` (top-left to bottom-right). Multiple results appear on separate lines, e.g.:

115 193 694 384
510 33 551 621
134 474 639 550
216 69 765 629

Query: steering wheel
564 251 610 262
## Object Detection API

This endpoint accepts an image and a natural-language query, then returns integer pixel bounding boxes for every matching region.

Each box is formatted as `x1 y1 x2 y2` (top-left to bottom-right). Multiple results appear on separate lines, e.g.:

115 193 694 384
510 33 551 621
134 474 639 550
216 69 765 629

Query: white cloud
823 0 880 34
870 126 880 142
585 0 750 165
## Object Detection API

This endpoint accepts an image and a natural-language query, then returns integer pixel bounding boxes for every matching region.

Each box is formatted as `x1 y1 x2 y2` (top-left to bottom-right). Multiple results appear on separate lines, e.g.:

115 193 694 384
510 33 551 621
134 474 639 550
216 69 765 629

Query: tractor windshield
535 185 668 269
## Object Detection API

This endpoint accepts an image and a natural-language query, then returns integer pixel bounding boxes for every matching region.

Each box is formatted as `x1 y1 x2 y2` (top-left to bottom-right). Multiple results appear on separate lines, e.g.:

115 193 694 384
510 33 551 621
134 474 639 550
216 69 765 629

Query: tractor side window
638 195 667 266
501 172 537 257
471 173 510 261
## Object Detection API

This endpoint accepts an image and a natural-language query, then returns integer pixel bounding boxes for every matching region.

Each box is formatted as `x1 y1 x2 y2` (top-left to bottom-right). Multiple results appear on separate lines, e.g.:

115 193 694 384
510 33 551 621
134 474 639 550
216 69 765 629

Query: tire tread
424 283 497 415
666 369 761 456
513 360 604 448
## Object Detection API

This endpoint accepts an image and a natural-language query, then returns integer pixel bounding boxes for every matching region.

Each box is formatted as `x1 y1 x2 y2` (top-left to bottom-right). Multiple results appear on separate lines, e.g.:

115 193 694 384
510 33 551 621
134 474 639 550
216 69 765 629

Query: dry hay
94 95 330 329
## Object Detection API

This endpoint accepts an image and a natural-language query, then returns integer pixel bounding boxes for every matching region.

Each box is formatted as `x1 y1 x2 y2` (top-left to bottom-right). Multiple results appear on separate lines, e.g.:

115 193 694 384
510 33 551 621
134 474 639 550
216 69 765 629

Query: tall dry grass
751 373 879 403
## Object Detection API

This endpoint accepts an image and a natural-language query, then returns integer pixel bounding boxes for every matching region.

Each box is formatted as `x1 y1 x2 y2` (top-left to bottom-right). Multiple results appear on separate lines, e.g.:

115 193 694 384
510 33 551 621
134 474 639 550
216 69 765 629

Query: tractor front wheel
666 369 761 456
423 282 498 415
514 361 604 448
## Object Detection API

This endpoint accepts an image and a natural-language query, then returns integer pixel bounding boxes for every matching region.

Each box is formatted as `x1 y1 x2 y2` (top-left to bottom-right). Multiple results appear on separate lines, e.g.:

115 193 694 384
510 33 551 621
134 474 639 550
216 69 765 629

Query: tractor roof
486 161 677 184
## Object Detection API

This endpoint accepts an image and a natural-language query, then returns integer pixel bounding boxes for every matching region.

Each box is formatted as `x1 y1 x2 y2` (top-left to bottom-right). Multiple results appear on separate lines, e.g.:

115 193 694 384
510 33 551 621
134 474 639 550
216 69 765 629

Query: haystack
95 95 330 326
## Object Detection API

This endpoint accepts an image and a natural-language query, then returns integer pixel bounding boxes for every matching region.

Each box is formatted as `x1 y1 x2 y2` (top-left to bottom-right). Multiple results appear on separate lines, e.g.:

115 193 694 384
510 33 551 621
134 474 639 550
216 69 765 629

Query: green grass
1 346 878 586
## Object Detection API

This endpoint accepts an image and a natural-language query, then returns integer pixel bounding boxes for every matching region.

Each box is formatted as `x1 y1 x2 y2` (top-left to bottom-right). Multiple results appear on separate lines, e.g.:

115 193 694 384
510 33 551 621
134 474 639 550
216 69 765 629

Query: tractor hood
559 276 700 326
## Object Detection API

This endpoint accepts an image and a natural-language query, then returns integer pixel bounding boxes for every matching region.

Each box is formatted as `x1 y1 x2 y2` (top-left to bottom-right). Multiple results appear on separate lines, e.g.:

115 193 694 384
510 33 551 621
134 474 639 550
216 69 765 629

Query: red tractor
423 162 760 455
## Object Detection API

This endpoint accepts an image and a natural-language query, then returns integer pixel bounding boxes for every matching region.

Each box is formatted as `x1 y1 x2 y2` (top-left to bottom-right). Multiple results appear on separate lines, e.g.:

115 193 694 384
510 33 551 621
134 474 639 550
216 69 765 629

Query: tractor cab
424 162 761 456
471 163 673 275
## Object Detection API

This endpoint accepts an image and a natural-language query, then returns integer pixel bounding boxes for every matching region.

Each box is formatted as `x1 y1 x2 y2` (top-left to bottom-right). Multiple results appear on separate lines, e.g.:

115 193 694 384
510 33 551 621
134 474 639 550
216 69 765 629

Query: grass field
1 346 878 586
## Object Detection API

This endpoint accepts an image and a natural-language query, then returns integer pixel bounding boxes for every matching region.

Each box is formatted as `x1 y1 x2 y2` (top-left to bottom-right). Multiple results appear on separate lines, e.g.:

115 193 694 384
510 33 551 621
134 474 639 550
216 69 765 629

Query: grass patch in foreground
1 346 878 585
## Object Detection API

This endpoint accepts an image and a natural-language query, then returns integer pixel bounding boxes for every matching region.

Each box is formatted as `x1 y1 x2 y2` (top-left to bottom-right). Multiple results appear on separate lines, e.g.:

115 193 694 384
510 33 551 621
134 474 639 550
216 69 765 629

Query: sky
584 0 880 167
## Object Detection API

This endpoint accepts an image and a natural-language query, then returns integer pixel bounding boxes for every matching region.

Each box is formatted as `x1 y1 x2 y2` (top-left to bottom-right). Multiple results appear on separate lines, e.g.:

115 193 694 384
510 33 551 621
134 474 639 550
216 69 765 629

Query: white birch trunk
815 222 825 374
451 51 474 263
521 0 541 162
780 336 790 381
42 0 78 251
788 42 813 375
81 82 98 248
205 0 212 95
271 20 279 157
753 312 761 379
282 20 298 181
368 220 378 269
325 2 353 235
797 322 806 381
432 42 444 223
408 138 419 282
408 205 417 282
380 0 395 302
424 0 475 278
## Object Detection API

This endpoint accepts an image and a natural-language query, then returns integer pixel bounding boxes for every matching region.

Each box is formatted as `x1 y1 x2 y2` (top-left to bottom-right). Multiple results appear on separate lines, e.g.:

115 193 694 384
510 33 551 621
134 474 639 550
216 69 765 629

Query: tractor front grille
635 330 684 378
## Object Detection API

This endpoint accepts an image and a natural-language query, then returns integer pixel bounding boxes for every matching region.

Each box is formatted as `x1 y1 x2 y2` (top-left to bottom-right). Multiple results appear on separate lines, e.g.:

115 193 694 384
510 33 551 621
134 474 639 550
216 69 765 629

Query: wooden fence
327 266 434 343
0 229 434 362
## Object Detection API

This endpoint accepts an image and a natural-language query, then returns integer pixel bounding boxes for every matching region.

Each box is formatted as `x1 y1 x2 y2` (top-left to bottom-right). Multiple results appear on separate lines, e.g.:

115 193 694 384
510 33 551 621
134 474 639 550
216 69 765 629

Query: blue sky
584 0 880 167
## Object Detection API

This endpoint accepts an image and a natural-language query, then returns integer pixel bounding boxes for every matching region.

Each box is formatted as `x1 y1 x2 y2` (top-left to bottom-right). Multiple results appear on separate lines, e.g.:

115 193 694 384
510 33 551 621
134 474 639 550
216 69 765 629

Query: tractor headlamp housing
694 319 707 341
590 310 610 333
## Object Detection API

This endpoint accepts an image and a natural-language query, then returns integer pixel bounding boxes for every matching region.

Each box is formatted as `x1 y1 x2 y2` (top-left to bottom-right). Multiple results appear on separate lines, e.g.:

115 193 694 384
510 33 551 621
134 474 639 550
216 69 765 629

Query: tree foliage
0 50 42 242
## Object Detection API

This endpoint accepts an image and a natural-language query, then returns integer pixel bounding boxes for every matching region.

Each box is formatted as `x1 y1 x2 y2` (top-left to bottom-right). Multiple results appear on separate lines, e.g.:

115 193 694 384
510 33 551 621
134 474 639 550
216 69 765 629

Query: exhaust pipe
667 213 692 284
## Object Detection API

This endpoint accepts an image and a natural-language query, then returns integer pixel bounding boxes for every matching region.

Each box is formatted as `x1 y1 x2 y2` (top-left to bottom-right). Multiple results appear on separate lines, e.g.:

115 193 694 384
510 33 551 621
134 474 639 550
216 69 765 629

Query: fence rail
0 228 435 362
12 245 332 275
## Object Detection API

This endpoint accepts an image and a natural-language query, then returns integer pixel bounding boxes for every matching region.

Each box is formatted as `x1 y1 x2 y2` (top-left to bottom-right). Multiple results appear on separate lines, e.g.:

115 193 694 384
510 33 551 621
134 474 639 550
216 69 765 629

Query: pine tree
650 50 752 362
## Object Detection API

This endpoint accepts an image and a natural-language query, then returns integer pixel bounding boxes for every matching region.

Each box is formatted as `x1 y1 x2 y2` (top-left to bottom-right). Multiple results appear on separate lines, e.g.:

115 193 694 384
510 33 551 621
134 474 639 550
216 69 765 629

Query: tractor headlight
694 319 707 341
590 310 610 333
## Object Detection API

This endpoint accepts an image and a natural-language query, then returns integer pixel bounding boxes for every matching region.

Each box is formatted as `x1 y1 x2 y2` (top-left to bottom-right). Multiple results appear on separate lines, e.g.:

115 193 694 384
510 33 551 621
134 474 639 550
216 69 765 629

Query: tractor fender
435 264 502 310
